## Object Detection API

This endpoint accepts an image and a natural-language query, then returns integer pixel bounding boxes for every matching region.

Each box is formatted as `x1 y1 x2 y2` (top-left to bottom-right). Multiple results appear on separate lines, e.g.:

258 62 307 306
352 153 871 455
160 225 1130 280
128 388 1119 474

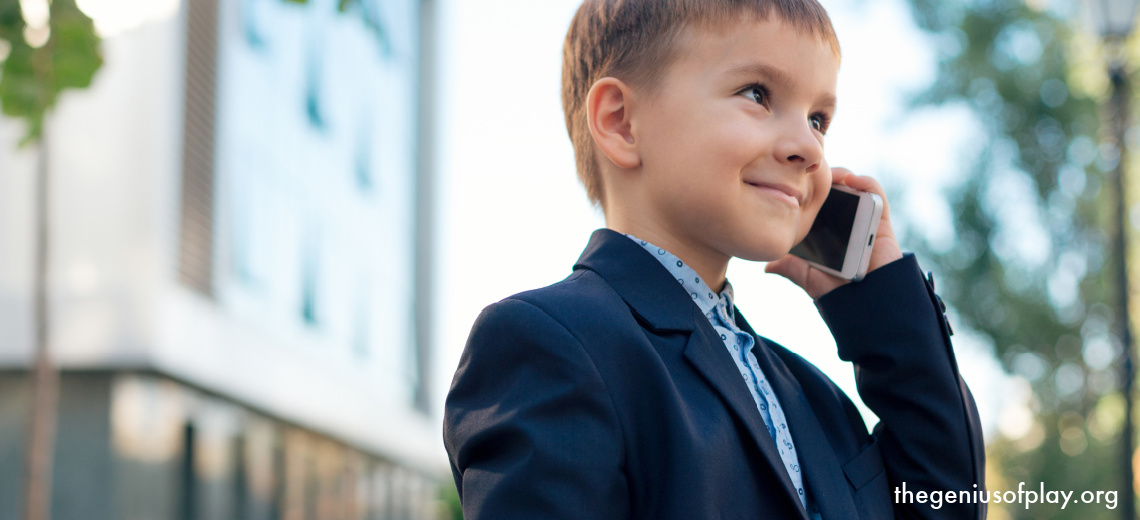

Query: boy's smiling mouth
744 181 803 208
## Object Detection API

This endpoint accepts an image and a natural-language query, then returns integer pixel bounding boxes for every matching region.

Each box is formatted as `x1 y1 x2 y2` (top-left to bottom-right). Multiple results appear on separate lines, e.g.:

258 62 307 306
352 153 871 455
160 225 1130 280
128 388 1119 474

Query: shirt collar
624 234 736 322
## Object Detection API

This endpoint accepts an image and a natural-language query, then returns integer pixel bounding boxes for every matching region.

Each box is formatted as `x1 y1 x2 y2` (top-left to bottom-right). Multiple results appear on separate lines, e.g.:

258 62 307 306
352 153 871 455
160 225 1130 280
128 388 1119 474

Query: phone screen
789 188 860 271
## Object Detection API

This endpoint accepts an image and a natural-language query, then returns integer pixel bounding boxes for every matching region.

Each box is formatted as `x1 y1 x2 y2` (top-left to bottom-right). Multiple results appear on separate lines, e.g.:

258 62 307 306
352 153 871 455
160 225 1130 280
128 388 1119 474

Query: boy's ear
586 77 640 170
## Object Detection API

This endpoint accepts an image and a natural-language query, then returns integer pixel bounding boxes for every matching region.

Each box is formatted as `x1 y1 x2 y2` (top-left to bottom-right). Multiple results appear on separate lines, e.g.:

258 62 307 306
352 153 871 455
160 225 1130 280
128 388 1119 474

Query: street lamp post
1109 62 1135 520
1087 0 1138 518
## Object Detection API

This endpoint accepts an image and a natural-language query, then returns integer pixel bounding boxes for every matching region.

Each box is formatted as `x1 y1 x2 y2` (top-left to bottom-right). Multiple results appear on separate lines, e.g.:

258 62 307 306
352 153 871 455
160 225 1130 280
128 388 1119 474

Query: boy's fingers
835 172 891 222
829 166 851 186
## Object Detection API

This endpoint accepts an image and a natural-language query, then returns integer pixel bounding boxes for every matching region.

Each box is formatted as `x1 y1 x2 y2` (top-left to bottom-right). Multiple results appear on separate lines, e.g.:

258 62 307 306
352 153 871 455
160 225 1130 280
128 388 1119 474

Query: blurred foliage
903 0 1134 517
440 479 462 520
0 0 101 145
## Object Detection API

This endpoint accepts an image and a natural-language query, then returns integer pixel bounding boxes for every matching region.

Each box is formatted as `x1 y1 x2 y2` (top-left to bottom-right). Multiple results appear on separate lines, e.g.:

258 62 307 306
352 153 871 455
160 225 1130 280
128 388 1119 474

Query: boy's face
629 18 839 263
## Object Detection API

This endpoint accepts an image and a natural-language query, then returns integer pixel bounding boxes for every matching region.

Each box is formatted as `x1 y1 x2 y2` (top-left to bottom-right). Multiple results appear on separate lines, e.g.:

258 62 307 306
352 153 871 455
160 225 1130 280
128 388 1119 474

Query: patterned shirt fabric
626 234 822 519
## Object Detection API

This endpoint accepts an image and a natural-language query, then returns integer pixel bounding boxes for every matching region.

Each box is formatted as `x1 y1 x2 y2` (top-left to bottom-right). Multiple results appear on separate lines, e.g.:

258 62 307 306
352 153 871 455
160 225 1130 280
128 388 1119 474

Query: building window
300 231 321 326
354 117 374 192
354 282 370 358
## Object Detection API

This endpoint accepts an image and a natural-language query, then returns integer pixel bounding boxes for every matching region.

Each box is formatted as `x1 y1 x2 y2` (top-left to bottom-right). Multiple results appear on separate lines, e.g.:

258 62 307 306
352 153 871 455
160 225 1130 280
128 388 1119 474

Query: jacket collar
573 228 700 332
575 229 861 518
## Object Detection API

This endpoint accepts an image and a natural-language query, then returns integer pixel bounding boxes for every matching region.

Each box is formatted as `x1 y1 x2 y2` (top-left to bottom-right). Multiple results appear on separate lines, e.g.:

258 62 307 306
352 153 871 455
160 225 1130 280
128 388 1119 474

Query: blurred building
0 0 443 518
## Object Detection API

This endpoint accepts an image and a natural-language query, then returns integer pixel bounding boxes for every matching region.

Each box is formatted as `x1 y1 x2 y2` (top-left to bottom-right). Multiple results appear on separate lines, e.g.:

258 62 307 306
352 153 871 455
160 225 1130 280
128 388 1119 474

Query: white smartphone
789 184 883 282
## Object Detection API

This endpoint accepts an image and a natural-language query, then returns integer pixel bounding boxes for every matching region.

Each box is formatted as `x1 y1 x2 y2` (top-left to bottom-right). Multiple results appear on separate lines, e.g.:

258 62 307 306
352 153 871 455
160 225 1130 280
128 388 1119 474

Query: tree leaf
0 0 102 145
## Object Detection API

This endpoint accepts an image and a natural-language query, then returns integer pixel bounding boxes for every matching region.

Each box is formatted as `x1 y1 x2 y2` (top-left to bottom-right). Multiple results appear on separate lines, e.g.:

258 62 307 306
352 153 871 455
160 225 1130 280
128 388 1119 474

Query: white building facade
0 0 444 518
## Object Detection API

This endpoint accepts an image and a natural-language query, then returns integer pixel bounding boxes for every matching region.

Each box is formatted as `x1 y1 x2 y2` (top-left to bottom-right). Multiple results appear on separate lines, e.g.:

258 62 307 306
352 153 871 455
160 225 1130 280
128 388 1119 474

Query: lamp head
1087 0 1139 39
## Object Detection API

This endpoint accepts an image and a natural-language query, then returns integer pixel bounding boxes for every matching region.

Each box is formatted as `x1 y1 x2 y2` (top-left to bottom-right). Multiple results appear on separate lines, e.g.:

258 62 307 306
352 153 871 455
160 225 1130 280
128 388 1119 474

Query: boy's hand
765 168 904 300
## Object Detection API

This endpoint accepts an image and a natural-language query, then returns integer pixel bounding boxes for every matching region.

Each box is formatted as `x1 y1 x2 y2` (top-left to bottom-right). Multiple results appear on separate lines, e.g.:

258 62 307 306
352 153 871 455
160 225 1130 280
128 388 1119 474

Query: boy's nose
775 120 824 172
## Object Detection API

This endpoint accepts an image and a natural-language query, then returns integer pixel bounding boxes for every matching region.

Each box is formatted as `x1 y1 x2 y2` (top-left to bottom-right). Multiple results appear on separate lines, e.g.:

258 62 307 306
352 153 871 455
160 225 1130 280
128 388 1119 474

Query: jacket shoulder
492 268 633 330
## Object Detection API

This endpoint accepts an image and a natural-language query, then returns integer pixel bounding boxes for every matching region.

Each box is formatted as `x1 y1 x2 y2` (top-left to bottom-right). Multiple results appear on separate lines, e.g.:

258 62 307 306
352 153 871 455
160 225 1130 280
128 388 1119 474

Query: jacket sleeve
443 297 630 520
815 254 986 520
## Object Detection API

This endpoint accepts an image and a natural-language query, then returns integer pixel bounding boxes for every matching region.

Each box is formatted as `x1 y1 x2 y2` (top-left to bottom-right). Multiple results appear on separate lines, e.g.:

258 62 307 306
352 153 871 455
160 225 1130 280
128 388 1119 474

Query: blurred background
0 0 1137 518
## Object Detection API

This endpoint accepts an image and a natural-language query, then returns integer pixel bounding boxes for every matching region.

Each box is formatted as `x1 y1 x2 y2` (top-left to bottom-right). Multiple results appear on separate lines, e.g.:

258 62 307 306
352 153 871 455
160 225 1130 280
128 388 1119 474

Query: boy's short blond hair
561 0 840 207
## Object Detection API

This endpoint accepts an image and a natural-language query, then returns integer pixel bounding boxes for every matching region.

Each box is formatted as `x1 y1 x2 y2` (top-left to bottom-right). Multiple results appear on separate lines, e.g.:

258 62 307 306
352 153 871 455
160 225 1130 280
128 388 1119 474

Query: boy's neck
604 219 730 293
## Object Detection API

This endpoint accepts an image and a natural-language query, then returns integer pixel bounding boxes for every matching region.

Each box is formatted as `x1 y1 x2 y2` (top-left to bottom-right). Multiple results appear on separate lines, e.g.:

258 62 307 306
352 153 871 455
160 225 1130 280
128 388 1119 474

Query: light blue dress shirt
626 234 822 519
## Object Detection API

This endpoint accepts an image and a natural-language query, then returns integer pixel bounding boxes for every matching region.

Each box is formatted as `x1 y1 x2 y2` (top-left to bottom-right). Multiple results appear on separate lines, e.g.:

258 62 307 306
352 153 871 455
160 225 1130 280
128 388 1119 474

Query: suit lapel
739 314 861 519
681 309 809 519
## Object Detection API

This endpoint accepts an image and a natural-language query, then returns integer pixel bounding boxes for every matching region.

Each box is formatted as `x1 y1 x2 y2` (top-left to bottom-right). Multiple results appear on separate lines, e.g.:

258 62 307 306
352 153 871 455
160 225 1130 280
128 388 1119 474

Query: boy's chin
731 238 797 263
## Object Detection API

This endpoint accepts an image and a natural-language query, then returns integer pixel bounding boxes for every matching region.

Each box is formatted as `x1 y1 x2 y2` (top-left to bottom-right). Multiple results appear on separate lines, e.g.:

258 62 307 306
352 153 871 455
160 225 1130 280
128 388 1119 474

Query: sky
431 0 1013 440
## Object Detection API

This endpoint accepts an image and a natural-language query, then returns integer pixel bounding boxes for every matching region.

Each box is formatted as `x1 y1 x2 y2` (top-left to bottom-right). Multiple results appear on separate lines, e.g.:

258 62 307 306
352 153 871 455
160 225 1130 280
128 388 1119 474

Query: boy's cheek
793 205 822 244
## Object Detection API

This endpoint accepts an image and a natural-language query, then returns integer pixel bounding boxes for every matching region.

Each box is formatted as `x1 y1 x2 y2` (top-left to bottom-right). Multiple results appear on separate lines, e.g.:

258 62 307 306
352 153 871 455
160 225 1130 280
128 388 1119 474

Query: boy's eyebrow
725 62 837 110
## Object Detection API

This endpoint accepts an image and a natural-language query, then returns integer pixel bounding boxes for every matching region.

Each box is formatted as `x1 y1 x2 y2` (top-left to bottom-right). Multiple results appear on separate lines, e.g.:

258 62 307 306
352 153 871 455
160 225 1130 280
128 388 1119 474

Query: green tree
0 2 101 520
902 0 1133 518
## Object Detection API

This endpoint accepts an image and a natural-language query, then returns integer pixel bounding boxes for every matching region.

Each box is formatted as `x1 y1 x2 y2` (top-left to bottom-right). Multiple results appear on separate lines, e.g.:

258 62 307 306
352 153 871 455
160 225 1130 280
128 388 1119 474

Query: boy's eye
810 114 831 134
740 84 768 106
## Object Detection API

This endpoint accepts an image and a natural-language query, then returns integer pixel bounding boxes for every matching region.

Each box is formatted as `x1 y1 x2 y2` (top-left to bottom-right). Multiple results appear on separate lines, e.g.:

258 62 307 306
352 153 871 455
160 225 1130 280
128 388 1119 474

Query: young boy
444 0 986 518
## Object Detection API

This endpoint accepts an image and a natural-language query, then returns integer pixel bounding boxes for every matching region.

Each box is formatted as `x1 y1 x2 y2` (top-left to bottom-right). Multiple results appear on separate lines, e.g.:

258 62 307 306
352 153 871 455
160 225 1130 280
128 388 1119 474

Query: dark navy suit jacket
444 229 986 519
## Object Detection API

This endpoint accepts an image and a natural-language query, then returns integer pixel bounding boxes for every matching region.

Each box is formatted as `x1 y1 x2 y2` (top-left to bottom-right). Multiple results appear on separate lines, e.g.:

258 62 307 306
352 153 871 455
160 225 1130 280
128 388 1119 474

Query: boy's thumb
765 255 846 300
764 255 810 289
